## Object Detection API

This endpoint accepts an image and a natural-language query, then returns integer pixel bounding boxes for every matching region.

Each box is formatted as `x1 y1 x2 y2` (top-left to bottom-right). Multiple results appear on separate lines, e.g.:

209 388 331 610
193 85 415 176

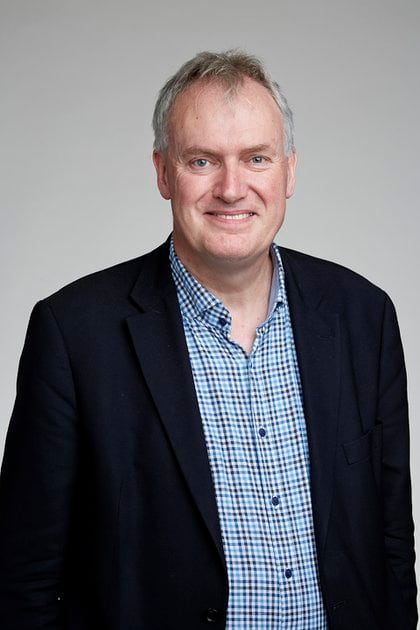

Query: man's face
153 78 297 274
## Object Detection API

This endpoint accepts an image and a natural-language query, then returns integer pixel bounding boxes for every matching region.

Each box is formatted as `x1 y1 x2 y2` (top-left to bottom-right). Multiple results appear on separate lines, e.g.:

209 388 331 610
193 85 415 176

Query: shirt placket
251 308 306 627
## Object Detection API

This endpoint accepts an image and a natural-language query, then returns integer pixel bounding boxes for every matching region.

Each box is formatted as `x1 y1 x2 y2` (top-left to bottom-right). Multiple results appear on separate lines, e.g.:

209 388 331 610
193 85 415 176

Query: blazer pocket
342 424 382 465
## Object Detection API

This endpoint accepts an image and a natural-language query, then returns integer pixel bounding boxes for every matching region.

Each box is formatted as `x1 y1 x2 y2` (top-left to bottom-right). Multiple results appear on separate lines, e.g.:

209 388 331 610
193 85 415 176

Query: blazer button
205 607 223 623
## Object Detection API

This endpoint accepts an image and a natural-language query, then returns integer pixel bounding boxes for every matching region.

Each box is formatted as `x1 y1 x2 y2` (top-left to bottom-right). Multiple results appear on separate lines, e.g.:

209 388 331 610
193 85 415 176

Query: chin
206 232 270 259
204 243 263 267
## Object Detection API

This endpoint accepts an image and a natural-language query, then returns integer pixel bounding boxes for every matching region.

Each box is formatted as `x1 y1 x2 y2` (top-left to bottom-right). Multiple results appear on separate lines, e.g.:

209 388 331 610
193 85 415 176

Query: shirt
170 241 328 629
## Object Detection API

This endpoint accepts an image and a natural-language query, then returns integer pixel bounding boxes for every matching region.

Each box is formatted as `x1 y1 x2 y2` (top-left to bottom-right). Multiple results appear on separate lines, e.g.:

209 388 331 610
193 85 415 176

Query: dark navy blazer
0 240 416 629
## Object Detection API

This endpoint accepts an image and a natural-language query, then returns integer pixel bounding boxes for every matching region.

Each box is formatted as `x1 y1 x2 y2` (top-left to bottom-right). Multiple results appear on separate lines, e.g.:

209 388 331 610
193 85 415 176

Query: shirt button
271 496 280 506
285 568 293 579
218 317 227 327
258 428 267 437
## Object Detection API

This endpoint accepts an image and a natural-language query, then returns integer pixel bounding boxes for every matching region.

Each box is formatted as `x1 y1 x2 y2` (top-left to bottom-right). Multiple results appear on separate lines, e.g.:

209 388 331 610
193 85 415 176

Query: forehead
167 78 284 149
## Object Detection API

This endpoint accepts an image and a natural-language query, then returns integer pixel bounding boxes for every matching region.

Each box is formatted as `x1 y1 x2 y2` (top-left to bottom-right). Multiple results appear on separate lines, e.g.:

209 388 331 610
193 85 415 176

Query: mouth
207 212 255 220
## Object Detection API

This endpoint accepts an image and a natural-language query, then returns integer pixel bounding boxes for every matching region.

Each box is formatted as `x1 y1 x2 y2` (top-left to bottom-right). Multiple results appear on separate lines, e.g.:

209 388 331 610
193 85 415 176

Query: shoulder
39 240 169 323
279 246 392 313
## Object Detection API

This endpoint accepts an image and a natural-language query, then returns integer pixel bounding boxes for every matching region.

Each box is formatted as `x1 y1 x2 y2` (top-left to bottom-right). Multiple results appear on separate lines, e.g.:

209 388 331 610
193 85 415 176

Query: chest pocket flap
342 424 382 465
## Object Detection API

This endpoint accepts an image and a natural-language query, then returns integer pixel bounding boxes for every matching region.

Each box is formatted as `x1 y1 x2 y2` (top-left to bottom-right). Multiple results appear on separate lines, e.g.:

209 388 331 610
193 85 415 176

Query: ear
153 150 172 200
285 151 297 199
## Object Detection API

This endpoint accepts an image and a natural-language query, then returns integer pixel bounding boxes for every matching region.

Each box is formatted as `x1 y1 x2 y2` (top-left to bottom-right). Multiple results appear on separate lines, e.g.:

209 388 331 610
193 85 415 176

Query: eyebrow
181 144 273 158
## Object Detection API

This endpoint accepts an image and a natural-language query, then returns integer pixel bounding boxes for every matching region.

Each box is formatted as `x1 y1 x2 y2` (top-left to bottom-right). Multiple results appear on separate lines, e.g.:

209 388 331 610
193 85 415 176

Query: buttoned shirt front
170 241 328 629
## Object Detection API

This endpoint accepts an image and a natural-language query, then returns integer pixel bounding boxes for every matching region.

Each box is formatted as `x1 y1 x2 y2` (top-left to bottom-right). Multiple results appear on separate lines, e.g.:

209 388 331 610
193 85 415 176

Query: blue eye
193 159 209 168
251 156 265 164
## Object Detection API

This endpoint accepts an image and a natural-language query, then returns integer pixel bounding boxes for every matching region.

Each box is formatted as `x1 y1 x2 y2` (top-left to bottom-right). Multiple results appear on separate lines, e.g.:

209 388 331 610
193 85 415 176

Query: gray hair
152 50 295 156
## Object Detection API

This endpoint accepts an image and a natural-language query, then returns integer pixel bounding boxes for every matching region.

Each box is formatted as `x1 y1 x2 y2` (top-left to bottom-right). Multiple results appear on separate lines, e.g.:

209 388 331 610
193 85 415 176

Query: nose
213 162 247 204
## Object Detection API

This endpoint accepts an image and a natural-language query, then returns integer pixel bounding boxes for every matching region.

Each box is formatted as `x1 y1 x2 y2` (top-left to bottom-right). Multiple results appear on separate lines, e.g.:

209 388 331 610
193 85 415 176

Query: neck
174 244 274 354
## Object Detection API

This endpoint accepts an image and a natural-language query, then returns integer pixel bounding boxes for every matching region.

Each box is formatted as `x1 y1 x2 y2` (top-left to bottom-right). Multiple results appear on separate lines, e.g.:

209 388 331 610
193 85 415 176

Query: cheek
251 170 287 199
269 175 289 203
174 175 211 207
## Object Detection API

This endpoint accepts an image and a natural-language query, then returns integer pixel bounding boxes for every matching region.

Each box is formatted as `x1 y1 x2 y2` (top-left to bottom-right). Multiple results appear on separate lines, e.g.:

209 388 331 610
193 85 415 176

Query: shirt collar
267 245 285 315
169 238 286 331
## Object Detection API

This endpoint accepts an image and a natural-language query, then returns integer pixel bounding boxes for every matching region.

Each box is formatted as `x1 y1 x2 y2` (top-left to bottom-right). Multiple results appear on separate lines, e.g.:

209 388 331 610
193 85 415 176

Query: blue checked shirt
170 241 328 629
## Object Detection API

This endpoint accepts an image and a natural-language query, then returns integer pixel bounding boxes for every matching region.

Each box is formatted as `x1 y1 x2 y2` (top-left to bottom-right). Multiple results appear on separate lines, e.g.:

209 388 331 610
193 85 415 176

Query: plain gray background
1 0 419 572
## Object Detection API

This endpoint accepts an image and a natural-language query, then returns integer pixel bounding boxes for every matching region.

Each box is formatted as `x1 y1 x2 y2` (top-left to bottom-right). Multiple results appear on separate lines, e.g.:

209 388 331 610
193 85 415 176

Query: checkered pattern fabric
170 241 328 629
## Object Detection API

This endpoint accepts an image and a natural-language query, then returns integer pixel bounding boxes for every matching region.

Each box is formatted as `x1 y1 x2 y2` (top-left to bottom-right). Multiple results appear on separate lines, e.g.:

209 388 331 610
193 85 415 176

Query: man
0 51 416 629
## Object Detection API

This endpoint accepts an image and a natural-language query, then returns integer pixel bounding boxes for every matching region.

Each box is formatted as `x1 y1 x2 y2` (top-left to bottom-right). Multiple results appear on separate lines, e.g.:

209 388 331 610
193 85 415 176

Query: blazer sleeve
379 295 417 628
0 300 80 629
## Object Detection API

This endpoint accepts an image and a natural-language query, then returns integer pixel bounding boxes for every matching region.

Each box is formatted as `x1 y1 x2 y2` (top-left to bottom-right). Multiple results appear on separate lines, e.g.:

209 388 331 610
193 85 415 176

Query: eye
250 155 266 165
192 158 210 168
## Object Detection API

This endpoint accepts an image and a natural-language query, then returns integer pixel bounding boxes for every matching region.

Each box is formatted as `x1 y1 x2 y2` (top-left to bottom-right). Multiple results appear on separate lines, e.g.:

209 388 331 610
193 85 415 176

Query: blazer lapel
282 249 341 557
126 242 225 564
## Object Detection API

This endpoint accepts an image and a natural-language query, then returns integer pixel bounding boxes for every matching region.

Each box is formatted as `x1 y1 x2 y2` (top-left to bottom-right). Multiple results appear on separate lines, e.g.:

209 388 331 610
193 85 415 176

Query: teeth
215 213 253 220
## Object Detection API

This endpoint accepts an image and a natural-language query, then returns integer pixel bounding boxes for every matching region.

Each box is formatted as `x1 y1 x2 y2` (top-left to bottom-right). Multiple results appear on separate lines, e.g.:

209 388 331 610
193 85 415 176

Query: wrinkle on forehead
173 81 241 126
167 77 285 161
171 78 280 131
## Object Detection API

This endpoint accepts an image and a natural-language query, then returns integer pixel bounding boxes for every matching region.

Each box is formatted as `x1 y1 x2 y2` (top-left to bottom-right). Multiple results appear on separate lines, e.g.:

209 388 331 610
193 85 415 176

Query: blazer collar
281 247 341 557
126 238 226 565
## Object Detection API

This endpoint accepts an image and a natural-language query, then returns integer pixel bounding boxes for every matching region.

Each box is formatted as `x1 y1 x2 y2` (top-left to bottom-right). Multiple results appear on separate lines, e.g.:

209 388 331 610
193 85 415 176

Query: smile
210 213 254 220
